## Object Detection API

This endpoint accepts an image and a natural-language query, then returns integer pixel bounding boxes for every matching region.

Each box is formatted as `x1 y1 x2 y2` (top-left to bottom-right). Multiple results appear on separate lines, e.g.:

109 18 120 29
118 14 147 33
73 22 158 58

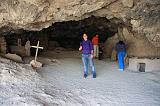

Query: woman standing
79 34 96 78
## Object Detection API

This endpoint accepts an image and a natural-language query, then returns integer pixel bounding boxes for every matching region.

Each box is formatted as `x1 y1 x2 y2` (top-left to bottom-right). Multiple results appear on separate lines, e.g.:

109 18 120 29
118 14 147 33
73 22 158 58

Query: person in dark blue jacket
115 41 127 71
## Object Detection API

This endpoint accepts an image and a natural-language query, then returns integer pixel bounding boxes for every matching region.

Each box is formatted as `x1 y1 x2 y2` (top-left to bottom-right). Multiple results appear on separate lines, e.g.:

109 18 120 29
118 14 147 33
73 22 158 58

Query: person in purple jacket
79 34 96 78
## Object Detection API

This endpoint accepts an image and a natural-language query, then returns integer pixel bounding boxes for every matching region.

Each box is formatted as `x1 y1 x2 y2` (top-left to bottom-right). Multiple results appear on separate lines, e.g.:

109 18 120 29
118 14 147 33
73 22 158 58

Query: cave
0 0 160 105
0 13 160 71
0 0 160 61
1 16 119 57
45 16 117 49
0 14 160 70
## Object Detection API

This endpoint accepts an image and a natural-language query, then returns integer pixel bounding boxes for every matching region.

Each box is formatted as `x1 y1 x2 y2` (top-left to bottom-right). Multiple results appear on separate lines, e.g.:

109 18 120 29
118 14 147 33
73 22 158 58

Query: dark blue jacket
116 42 126 53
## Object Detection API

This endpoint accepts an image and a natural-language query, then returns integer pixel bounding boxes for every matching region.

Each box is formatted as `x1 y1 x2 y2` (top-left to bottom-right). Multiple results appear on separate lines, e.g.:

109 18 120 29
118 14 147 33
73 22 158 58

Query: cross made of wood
31 41 43 62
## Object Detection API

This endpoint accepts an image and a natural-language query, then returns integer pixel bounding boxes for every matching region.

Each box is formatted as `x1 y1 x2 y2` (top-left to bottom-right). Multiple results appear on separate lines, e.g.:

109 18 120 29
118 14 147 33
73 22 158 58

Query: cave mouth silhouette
45 16 118 49
3 16 120 56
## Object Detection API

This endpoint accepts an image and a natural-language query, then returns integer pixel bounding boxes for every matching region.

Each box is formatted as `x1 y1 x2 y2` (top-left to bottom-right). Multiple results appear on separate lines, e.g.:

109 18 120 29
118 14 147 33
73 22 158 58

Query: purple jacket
80 40 93 54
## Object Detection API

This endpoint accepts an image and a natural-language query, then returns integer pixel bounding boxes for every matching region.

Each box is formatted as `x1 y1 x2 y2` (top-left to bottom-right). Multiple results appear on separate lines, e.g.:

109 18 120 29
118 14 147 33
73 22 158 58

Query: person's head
83 33 88 41
119 40 124 44
96 34 99 37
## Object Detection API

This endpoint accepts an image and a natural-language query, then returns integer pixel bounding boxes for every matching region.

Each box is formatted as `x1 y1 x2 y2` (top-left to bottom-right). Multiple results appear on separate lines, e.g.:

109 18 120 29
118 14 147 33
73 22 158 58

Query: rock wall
0 36 7 54
122 27 160 58
105 26 160 58
0 0 116 31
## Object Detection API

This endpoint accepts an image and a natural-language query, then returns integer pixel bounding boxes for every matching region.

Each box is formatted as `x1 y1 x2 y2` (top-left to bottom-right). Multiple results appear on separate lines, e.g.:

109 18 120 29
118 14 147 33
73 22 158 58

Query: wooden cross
31 41 43 62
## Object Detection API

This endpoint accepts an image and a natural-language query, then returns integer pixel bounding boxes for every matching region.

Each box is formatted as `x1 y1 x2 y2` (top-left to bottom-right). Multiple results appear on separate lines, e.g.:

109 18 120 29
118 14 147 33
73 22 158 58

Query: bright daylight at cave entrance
0 0 160 106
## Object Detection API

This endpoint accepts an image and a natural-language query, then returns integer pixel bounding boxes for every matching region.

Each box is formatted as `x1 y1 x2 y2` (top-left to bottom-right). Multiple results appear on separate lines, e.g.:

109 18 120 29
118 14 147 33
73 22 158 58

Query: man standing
79 34 96 78
92 34 99 58
115 41 127 71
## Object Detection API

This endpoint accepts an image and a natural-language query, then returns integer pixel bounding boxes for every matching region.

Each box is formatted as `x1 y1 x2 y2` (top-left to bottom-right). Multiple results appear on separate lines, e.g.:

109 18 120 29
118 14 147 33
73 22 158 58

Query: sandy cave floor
38 50 160 106
0 50 160 106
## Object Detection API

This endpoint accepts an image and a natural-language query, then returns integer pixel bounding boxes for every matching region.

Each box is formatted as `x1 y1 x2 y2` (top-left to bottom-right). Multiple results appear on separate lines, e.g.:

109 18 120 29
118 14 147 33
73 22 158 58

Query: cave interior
0 16 120 57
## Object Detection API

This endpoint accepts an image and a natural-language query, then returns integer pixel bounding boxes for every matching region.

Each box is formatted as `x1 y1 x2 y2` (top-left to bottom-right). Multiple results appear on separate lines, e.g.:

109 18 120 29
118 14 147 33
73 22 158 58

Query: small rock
5 53 23 63
30 60 42 68
51 59 60 64
122 0 133 8
131 19 140 28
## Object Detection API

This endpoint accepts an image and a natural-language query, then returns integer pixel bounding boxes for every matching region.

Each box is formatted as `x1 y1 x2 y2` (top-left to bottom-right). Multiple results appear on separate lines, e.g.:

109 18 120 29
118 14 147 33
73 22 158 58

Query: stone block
5 53 23 63
30 60 42 68
128 58 160 72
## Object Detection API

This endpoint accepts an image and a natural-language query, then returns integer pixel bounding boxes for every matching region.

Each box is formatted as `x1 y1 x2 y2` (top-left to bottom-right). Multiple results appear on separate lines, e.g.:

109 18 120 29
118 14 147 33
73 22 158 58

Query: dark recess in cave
1 16 119 56
43 16 118 49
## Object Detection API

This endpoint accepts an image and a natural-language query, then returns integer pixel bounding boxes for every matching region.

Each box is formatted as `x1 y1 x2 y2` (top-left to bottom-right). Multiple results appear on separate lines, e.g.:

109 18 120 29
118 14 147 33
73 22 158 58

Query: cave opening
45 16 118 50
1 16 120 58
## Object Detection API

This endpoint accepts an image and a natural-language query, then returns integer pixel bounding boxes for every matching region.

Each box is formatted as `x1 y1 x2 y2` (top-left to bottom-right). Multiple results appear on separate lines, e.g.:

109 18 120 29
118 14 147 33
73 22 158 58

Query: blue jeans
82 54 96 75
117 52 126 70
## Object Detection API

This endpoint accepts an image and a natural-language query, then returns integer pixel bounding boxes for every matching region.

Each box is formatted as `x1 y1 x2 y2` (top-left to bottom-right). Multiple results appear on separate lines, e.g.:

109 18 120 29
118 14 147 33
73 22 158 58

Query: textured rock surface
122 0 133 8
0 36 7 53
130 0 160 47
0 0 159 31
105 26 160 58
0 0 114 30
104 33 119 58
121 27 160 58
5 53 23 62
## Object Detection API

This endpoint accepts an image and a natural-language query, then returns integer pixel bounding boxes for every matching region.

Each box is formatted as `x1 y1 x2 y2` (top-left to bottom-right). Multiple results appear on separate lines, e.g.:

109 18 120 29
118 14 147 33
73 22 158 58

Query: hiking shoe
84 74 87 78
93 74 96 78
118 69 124 71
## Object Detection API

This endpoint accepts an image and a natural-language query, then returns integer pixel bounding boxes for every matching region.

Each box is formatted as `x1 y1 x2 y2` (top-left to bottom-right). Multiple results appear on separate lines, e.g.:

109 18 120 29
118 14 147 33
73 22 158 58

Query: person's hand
79 46 82 51
91 54 93 58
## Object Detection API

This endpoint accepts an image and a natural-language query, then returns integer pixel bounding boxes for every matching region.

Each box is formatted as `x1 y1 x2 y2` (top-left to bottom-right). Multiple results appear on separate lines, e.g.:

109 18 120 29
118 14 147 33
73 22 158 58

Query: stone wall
128 58 160 72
